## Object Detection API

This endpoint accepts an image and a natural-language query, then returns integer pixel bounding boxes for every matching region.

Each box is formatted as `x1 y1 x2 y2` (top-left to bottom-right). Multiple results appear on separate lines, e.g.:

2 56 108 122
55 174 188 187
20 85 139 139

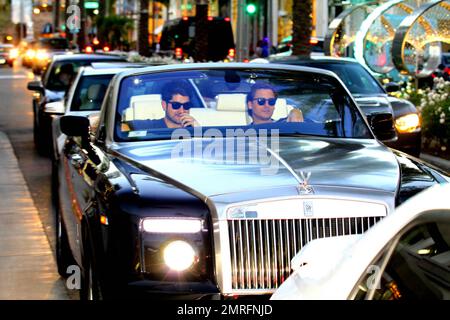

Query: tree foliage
96 15 134 50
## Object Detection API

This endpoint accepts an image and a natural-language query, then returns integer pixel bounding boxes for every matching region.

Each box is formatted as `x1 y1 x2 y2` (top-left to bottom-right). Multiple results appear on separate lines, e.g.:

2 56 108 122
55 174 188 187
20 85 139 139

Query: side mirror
44 101 65 115
368 113 397 142
60 115 90 137
27 81 45 94
384 82 400 93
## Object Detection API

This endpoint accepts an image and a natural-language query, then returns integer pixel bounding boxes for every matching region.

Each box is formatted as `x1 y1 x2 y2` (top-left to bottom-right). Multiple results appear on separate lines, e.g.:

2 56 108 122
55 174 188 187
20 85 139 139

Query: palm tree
193 0 209 61
292 0 312 57
138 0 150 56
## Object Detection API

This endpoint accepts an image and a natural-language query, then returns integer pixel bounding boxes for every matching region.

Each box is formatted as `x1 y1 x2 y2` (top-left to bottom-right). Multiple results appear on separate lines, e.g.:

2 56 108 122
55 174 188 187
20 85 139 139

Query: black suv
159 16 235 61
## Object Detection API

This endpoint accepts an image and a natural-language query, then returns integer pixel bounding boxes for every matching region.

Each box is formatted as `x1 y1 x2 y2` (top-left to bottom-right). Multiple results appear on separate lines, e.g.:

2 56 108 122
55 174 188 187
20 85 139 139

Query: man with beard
128 81 199 129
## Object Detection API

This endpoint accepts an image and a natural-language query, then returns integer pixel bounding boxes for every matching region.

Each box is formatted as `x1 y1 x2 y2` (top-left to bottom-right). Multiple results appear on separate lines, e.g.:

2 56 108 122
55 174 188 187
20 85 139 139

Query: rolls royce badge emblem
303 200 314 217
297 171 314 195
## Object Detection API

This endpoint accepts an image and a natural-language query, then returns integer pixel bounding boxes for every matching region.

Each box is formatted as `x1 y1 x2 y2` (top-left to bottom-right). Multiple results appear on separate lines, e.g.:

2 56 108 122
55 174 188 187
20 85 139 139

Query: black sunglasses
169 101 192 110
253 97 277 106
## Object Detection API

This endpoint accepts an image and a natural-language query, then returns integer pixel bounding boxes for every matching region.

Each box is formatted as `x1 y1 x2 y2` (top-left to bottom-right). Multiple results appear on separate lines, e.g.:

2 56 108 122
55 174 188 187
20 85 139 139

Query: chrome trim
226 216 384 292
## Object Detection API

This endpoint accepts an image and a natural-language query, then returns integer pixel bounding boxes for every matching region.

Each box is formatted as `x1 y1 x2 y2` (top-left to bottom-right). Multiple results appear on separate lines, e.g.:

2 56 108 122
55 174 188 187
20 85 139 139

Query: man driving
247 82 303 124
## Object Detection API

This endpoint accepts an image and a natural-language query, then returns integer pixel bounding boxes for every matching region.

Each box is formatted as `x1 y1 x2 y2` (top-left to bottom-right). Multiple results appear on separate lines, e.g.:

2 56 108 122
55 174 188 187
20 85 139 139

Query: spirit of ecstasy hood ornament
297 171 314 195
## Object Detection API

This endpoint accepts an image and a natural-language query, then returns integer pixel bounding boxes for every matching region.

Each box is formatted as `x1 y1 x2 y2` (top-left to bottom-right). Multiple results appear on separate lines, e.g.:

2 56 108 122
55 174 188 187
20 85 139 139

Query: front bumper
125 280 220 299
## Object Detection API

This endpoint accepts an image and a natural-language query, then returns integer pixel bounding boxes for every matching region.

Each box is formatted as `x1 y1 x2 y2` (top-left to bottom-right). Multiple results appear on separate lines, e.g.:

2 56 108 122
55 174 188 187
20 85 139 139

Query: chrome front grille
227 217 383 290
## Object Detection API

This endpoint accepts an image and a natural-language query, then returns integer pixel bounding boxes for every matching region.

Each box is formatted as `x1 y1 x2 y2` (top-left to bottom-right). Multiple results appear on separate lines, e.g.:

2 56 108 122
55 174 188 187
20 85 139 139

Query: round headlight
163 240 196 271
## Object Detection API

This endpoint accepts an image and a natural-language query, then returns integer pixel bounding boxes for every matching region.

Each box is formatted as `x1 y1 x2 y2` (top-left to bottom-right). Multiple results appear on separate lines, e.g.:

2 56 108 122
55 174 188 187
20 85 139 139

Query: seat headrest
216 93 247 111
87 84 107 102
271 98 293 120
123 94 165 121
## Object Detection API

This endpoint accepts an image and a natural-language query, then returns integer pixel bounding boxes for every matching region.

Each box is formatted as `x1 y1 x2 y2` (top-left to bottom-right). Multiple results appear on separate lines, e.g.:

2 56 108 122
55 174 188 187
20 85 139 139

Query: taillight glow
175 47 183 58
228 48 235 58
85 46 93 53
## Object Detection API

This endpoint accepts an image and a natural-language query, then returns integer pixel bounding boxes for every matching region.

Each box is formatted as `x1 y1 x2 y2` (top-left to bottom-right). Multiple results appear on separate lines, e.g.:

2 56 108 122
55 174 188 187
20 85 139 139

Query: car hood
113 136 400 198
387 96 418 118
354 95 393 116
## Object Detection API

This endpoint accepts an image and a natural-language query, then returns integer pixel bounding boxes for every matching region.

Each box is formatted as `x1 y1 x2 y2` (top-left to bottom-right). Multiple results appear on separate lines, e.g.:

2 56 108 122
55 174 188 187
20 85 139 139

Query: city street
0 62 449 300
0 63 75 299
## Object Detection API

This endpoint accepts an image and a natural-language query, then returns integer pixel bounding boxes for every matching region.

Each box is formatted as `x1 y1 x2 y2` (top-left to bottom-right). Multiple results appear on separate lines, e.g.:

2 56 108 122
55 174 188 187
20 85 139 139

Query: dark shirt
128 118 167 130
249 118 285 125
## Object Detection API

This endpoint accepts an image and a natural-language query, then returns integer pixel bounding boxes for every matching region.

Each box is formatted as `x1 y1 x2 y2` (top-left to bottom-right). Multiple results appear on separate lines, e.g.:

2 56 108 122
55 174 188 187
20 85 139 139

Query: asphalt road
0 63 77 299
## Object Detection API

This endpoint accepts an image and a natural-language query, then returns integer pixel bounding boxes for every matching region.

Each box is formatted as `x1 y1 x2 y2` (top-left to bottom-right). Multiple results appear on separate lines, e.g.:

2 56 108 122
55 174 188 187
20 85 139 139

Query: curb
420 153 450 174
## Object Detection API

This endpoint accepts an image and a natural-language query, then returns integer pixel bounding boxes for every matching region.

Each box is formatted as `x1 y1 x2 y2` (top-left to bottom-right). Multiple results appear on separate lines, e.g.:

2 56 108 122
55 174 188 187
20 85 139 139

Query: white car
48 63 146 161
271 183 450 300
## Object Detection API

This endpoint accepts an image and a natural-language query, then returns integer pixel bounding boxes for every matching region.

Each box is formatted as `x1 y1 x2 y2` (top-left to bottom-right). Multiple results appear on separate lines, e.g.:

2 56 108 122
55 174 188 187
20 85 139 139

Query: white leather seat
189 108 220 126
272 98 293 121
213 93 250 125
122 94 164 121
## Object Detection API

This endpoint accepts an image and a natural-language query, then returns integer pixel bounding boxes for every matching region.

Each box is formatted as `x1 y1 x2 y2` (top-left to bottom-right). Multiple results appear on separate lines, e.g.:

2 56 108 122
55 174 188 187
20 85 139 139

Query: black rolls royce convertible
55 63 449 299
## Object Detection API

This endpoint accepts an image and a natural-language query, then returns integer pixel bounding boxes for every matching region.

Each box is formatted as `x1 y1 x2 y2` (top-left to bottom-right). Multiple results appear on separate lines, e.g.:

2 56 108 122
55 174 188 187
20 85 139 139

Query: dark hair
59 63 74 75
161 81 193 102
246 82 278 103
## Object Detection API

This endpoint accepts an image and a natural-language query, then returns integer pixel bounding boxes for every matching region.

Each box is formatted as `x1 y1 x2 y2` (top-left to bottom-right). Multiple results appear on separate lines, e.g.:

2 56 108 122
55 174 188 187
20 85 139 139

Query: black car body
269 56 422 156
56 63 449 300
27 54 127 155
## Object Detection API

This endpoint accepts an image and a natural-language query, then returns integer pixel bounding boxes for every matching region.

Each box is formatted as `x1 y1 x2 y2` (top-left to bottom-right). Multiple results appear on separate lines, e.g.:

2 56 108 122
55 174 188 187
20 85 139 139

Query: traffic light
246 3 256 15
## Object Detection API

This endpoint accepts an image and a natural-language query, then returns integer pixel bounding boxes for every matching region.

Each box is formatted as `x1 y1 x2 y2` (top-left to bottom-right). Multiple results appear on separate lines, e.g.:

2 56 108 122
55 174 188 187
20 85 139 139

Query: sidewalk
0 132 68 299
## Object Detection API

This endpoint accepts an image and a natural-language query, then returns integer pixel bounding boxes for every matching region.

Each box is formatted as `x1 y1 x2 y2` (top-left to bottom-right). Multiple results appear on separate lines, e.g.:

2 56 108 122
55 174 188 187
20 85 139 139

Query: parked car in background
55 62 447 299
27 53 127 155
269 56 422 156
271 182 450 300
30 37 75 74
22 40 37 68
0 43 18 67
270 36 325 57
50 62 148 162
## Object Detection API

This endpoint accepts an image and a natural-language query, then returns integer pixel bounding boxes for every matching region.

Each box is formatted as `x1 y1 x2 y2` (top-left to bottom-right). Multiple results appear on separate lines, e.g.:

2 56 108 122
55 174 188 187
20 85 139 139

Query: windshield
115 68 372 141
45 60 121 92
45 61 82 92
307 62 385 95
71 74 114 111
